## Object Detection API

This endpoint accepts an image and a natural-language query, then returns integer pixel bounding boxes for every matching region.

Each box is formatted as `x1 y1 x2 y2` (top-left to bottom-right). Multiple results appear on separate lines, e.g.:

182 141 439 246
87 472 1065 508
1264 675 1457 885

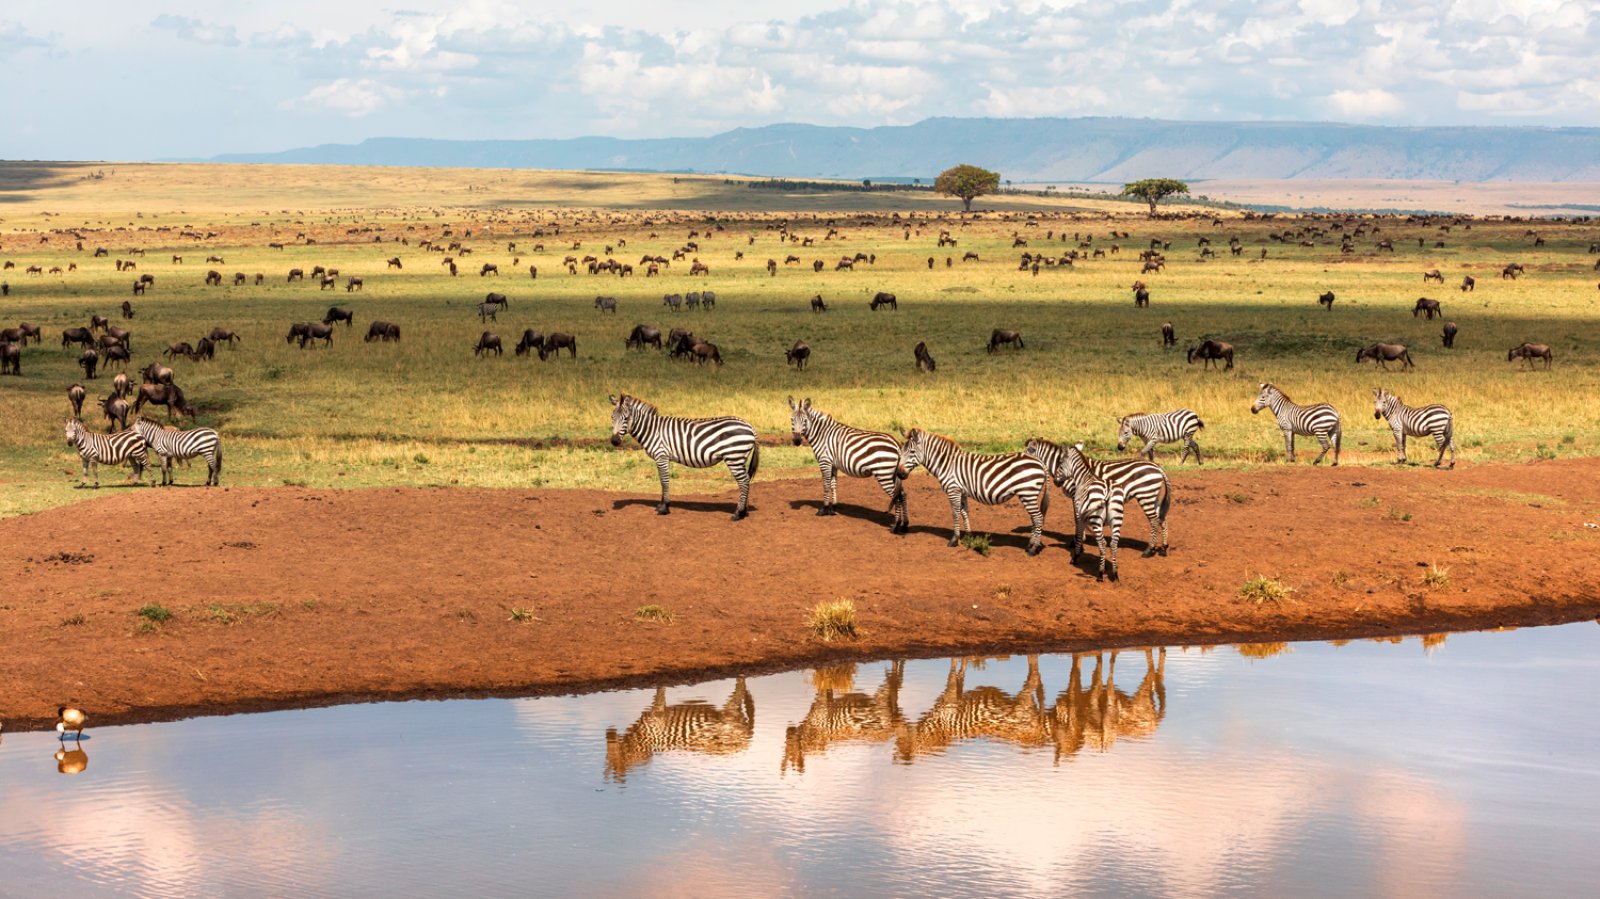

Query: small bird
57 706 87 741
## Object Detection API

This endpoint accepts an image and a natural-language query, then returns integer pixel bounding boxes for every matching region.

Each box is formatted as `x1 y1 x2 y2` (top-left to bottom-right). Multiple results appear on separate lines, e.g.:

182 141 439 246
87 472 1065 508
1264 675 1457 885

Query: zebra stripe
1026 438 1171 557
1068 473 1127 582
788 396 907 532
1373 387 1456 468
1250 383 1342 465
63 418 147 488
133 418 222 486
605 678 755 782
895 429 1049 555
1116 409 1205 464
609 393 760 519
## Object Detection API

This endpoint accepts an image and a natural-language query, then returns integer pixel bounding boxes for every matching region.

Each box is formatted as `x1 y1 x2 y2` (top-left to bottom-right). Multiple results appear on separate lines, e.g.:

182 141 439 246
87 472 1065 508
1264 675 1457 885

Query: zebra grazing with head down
894 429 1049 555
1026 438 1171 558
1250 383 1342 465
788 396 908 533
1373 387 1456 468
132 418 222 486
1116 409 1204 464
63 418 147 488
608 393 760 520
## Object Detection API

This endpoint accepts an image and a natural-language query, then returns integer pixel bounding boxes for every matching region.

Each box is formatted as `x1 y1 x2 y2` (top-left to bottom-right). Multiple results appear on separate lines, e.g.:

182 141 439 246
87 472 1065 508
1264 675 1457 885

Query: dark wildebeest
103 345 131 368
687 340 724 366
594 296 618 313
1187 340 1234 371
164 342 195 359
96 334 122 352
319 274 337 290
387 257 402 269
1502 263 1524 279
810 295 828 313
1460 275 1475 292
89 315 109 333
205 270 222 286
662 293 683 313
1441 321 1458 348
63 327 94 349
1134 286 1150 307
515 329 546 357
529 264 538 279
474 331 503 357
68 383 85 415
625 324 661 351
78 349 99 379
477 303 500 323
287 268 304 283
209 327 240 347
480 263 499 277
234 272 247 286
1507 342 1552 370
0 342 20 376
870 292 897 311
323 306 355 327
121 301 135 319
135 382 194 420
914 341 936 372
1318 291 1335 309
987 329 1025 353
538 332 577 360
346 277 363 292
190 338 215 361
1423 269 1444 283
140 362 174 385
102 394 130 432
0 327 20 344
286 322 313 345
667 329 696 360
1161 322 1176 347
18 322 41 345
484 292 509 310
132 279 147 295
786 340 810 370
1356 343 1414 370
299 322 334 349
112 372 130 398
105 326 131 351
365 321 401 342
1413 297 1442 319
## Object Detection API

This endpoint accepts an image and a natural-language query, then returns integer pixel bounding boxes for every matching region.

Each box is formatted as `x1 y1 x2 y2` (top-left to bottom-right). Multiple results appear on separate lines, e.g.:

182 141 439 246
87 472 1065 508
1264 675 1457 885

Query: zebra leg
1142 437 1159 462
653 455 672 514
1284 430 1296 463
945 489 965 546
1107 516 1121 583
78 456 89 488
1095 523 1109 581
1024 490 1044 556
91 459 100 489
728 459 750 520
1311 433 1330 465
818 462 836 516
875 472 906 533
1188 436 1202 465
1395 429 1408 464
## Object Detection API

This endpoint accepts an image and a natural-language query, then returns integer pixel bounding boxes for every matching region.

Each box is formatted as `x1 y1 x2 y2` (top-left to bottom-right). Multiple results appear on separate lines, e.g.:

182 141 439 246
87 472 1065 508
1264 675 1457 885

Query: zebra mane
620 394 657 413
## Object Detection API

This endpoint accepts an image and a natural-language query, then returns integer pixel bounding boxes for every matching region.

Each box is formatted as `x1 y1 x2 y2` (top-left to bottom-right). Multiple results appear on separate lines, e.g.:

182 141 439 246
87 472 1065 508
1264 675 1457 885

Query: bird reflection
604 677 755 783
1051 649 1166 762
54 746 89 775
894 655 1051 762
783 662 906 775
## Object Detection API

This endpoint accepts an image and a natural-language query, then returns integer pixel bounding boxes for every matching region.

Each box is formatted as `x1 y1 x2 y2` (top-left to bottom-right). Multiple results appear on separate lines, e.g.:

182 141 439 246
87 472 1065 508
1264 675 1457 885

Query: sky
3 0 1597 161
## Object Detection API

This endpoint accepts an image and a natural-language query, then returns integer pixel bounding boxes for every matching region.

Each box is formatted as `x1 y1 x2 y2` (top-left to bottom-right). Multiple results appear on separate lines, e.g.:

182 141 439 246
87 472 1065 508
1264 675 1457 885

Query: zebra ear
608 394 619 406
786 395 796 410
803 398 811 409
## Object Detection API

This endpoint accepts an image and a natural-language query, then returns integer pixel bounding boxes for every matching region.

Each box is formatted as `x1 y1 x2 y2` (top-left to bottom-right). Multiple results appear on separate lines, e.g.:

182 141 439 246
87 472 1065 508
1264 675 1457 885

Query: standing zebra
894 429 1049 555
788 396 908 533
1249 383 1342 465
63 418 147 488
1066 468 1127 582
608 393 760 519
1026 438 1171 558
1373 387 1456 468
1115 410 1205 464
132 418 222 486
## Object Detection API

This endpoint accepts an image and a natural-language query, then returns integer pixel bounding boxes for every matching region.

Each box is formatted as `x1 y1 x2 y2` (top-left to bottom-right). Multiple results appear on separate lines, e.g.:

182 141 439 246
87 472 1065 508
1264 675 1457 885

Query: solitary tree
935 164 1002 212
1122 178 1190 217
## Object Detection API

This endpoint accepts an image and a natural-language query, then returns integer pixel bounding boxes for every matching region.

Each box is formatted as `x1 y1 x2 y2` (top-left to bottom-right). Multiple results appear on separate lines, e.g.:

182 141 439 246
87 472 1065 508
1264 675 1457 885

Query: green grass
959 533 993 556
136 603 172 624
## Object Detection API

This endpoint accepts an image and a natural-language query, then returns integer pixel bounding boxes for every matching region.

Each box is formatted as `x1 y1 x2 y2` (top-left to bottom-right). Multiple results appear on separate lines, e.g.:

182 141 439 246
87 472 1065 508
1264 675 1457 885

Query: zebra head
786 396 812 446
894 428 925 480
1372 387 1396 420
1250 383 1278 415
608 394 636 446
1023 437 1066 486
63 418 83 447
1063 443 1094 490
1114 416 1138 451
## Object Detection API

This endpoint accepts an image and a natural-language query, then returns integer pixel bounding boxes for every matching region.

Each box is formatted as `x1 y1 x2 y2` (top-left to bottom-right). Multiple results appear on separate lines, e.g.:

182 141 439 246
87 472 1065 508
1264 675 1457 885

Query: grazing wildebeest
311 265 326 279
286 322 312 345
163 341 195 359
667 329 696 359
786 340 810 370
987 329 1025 353
135 382 194 420
323 306 355 327
515 329 546 357
102 345 131 368
0 342 19 376
319 274 338 290
474 331 503 357
121 301 135 319
0 327 20 344
1507 342 1552 370
914 341 936 372
287 268 304 282
481 292 508 311
1441 321 1458 348
18 323 41 345
690 261 709 276
870 292 897 311
1460 275 1475 292
477 303 500 323
1502 263 1524 279
234 272 247 286
365 321 401 342
662 293 682 313
62 327 94 349
205 270 223 286
538 332 577 360
594 295 618 313
78 349 99 379
140 362 174 385
102 393 130 432
190 338 215 361
480 263 499 276
209 327 240 347
105 326 131 351
1134 286 1150 307
96 333 122 352
346 276 363 292
387 257 402 269
1318 291 1335 309
1413 297 1442 319
89 315 109 333
254 273 265 285
1161 322 1176 347
1356 342 1414 370
1187 340 1234 371
624 324 661 351
529 264 539 279
810 294 828 313
687 340 724 366
112 372 130 398
68 383 86 415
1423 269 1444 283
299 322 334 349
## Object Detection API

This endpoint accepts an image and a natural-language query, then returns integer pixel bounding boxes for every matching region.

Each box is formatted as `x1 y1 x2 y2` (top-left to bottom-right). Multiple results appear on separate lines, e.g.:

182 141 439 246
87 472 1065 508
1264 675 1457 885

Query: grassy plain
0 162 1597 519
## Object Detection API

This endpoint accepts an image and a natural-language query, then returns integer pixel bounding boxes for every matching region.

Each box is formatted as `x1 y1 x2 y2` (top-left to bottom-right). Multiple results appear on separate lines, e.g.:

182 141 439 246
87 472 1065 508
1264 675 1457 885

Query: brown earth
4 459 1599 731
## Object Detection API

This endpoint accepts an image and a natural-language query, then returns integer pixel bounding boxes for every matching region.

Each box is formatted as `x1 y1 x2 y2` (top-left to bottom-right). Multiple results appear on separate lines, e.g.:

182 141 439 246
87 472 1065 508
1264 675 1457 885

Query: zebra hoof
1096 571 1105 582
1142 548 1157 558
1026 543 1042 557
946 538 960 548
655 504 670 515
1109 570 1120 583
816 506 833 517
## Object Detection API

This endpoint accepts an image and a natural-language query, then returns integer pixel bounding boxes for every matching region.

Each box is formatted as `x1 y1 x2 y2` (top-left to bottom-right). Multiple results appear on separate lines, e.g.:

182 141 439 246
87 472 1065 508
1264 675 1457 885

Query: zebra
788 396 908 533
1026 438 1171 557
608 393 760 519
894 657 1051 762
63 418 147 488
894 429 1049 555
1250 383 1342 465
1067 470 1127 582
1115 410 1204 464
1373 387 1456 468
132 418 222 486
604 679 755 783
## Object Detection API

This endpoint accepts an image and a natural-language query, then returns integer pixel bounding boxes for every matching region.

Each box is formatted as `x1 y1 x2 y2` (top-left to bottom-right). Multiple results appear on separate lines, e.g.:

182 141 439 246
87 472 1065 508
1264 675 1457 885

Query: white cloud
295 78 406 116
1328 87 1407 118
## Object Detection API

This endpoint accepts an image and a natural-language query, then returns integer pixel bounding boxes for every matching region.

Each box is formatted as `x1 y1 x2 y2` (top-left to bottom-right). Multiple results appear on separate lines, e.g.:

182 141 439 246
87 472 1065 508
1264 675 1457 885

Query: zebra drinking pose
1250 383 1342 465
63 418 147 488
1026 438 1171 558
1115 410 1205 464
132 418 222 486
608 393 760 519
894 429 1049 555
788 396 908 533
1373 387 1456 468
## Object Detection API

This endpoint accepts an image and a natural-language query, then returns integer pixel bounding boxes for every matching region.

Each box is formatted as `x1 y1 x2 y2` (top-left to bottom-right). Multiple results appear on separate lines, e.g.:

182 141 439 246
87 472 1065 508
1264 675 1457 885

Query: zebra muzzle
791 433 803 446
609 435 621 447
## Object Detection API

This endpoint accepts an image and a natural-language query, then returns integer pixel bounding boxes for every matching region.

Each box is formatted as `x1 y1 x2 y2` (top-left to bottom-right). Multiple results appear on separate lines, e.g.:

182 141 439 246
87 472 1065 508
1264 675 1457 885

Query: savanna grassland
1 162 1598 522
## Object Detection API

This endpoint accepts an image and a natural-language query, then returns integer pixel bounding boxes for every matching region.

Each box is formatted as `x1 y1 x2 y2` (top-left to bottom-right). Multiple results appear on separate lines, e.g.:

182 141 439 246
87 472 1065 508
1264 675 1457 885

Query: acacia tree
1122 178 1190 217
935 164 1001 212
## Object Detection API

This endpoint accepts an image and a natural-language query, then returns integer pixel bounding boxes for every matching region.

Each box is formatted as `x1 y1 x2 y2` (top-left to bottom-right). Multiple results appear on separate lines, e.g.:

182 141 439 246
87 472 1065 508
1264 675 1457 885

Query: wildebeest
987 329 1025 353
287 268 304 282
625 324 661 351
667 329 696 359
786 340 810 370
89 315 109 333
914 341 936 372
1507 342 1552 370
594 296 618 313
17 323 40 345
1318 291 1335 309
62 327 94 349
319 274 338 290
78 349 99 379
364 321 401 342
810 295 828 313
68 383 86 414
323 306 355 327
0 342 19 376
140 362 174 385
662 293 682 313
1161 322 1176 347
1187 340 1234 371
135 382 194 420
1441 321 1458 348
103 345 131 368
299 322 334 349
346 276 364 292
1502 263 1524 279
234 272 247 286
164 341 195 359
480 263 499 276
105 326 131 351
474 331 503 357
209 327 240 347
1133 286 1150 307
112 372 130 398
538 332 577 360
387 257 403 269
121 301 135 319
286 322 312 344
190 338 215 361
205 270 223 286
102 393 130 431
1413 297 1442 319
1356 342 1414 370
1460 275 1475 292
477 303 500 323
870 292 897 311
1423 269 1444 283
686 340 724 366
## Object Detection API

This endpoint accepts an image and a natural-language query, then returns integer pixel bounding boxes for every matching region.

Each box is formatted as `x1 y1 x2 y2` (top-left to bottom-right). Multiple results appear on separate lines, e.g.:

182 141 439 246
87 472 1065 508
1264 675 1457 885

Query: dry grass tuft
809 598 859 642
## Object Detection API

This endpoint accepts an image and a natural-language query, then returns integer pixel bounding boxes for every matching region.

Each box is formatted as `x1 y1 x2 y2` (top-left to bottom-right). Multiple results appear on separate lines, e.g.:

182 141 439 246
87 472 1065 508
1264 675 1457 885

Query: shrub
959 533 992 556
810 598 858 642
1239 576 1293 604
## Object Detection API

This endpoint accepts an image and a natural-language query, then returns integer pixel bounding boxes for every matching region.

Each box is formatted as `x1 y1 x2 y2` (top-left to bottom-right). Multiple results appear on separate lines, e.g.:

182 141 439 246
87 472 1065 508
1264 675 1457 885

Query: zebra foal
1250 383 1341 465
132 418 222 486
63 418 147 488
894 429 1049 555
788 396 908 532
1115 410 1204 464
609 393 760 519
1373 387 1456 468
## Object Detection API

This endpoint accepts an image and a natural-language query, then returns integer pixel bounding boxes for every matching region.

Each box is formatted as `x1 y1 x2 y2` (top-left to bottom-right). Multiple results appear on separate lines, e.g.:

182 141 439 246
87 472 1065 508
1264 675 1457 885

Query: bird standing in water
57 707 87 741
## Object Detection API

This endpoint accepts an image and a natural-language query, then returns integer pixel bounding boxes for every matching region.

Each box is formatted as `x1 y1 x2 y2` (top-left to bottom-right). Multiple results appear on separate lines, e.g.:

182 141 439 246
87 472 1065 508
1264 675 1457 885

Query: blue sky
4 0 1597 160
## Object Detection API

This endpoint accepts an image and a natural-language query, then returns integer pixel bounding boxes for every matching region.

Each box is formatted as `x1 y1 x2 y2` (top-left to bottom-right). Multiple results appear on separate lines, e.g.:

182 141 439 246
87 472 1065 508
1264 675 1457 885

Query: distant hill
208 117 1600 183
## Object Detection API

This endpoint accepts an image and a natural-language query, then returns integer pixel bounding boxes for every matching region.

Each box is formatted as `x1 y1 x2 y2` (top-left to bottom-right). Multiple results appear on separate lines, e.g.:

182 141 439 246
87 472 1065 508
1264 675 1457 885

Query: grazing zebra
894 429 1049 555
1373 387 1456 468
788 397 908 533
63 418 147 488
604 679 755 783
1115 409 1204 464
132 418 222 486
608 393 760 519
1250 383 1342 465
1026 438 1171 558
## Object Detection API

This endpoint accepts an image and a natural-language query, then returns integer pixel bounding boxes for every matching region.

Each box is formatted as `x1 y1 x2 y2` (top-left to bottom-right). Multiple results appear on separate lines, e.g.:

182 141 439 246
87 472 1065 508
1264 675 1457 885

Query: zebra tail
1194 416 1206 430
747 443 760 479
1158 478 1172 523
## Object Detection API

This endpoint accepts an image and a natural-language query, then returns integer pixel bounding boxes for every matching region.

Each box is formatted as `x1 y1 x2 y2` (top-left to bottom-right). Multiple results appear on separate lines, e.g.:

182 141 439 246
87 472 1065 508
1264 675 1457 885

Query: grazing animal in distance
1161 322 1176 347
594 296 618 313
1318 291 1334 309
1441 321 1458 348
364 321 400 342
786 340 811 370
1507 342 1552 370
870 292 897 311
1356 342 1414 370
78 349 99 379
299 322 334 349
474 331 503 357
987 329 1024 353
1413 297 1442 319
323 307 354 327
516 329 546 356
1186 340 1233 371
477 303 499 323
134 382 195 420
209 327 240 347
607 393 759 519
68 384 86 416
914 341 936 372
0 342 20 376
1423 269 1444 283
624 324 661 351
788 396 909 533
102 393 130 432
810 295 828 312
539 332 577 360
1460 275 1475 292
1372 387 1456 468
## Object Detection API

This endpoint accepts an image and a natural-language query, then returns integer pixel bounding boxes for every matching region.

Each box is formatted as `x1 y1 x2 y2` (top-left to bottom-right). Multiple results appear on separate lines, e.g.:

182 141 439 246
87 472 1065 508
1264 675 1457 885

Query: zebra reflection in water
604 678 755 783
894 656 1053 762
782 663 906 775
1051 649 1166 762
